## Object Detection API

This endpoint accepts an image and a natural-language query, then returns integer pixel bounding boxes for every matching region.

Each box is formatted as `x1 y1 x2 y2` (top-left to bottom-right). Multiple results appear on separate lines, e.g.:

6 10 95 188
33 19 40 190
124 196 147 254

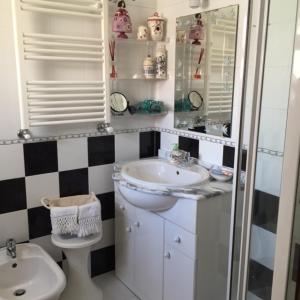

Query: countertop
112 158 233 201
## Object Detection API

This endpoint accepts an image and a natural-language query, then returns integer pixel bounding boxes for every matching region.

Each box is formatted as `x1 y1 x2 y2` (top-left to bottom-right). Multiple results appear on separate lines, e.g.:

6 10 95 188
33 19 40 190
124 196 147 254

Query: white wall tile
115 133 139 162
89 164 114 195
255 152 283 197
0 210 29 247
269 0 298 24
0 144 25 181
265 21 295 68
160 132 179 151
30 235 62 262
250 225 276 270
57 138 88 171
258 108 287 153
199 140 223 165
262 66 291 110
26 173 59 209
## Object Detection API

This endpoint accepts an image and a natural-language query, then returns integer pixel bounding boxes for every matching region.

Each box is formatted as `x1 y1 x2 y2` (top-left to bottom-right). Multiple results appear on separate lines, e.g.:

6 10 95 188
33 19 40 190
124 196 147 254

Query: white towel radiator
12 0 111 138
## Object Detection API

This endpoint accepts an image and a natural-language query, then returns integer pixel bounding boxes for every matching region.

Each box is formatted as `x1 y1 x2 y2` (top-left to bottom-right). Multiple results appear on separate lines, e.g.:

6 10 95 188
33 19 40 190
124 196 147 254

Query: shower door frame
271 0 300 298
234 0 300 298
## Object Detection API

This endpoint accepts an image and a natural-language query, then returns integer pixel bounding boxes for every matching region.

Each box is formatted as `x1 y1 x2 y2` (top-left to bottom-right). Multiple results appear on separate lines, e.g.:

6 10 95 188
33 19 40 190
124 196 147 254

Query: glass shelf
114 37 170 45
112 111 168 117
110 76 169 81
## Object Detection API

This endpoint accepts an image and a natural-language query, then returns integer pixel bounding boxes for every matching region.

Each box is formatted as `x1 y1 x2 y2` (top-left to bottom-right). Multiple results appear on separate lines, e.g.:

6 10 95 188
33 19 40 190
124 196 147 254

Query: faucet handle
6 238 16 249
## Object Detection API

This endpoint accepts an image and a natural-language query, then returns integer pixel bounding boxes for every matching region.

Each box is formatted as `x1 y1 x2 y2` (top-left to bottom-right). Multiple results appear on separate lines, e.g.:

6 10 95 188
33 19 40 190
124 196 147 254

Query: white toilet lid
51 233 102 249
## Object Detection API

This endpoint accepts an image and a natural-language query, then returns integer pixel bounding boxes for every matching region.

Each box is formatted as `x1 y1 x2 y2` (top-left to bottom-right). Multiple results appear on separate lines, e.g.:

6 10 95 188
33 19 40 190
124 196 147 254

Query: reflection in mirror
110 92 128 114
188 91 204 110
174 5 238 137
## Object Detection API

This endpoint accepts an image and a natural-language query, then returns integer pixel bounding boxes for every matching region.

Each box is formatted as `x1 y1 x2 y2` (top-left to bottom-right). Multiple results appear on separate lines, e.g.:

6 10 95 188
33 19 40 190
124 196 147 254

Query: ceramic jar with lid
143 55 155 79
147 12 165 41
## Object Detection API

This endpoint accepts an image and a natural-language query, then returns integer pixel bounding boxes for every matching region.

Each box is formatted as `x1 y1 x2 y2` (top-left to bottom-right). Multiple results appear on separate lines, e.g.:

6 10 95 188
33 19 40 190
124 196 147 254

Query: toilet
51 233 103 300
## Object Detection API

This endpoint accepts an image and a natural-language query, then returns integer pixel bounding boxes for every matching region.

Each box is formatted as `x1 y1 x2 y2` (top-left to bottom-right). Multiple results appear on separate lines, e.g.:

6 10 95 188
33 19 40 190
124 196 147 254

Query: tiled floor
93 272 139 300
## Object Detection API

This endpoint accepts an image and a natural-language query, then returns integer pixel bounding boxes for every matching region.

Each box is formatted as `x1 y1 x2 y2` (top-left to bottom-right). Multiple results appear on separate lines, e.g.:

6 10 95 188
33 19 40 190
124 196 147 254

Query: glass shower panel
246 0 298 299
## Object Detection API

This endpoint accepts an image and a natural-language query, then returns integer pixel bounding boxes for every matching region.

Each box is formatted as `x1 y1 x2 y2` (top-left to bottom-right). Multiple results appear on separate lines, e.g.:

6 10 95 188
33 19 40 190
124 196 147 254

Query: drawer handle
119 205 125 211
126 226 132 233
164 252 171 259
134 222 140 228
174 237 181 244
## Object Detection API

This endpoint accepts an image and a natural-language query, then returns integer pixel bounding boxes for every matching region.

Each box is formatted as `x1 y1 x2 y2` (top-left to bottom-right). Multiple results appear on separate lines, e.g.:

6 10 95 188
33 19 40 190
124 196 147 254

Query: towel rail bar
30 118 105 126
21 5 103 19
21 0 102 13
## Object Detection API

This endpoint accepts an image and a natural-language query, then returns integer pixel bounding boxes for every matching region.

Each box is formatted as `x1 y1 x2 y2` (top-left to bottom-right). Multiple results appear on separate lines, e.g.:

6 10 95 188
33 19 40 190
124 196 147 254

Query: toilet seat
52 233 102 249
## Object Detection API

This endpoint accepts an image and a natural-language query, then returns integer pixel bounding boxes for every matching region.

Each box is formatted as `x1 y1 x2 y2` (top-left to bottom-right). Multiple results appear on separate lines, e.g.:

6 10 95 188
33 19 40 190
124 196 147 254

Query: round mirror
110 92 128 113
188 91 203 110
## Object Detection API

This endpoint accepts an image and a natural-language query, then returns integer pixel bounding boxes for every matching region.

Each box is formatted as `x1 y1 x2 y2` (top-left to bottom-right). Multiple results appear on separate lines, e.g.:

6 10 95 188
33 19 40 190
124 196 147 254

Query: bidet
0 243 66 300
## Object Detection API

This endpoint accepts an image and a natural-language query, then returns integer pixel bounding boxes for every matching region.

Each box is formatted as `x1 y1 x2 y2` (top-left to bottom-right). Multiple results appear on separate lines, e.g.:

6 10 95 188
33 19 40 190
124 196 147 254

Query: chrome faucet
6 239 16 259
170 147 190 166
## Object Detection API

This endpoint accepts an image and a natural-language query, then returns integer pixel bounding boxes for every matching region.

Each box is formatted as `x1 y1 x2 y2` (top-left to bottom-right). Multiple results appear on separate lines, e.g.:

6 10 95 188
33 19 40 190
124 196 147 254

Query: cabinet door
115 214 135 291
163 245 196 300
134 208 164 300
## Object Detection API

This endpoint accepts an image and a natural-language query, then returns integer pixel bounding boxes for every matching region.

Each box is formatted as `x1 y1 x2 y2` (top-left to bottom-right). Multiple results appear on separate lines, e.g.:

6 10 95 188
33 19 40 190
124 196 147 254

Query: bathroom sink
0 243 66 300
119 159 209 211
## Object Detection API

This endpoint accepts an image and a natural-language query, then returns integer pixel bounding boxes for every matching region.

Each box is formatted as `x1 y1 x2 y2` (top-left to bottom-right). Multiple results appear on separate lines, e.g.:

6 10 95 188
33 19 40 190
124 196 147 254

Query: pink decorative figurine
112 0 132 39
189 13 204 45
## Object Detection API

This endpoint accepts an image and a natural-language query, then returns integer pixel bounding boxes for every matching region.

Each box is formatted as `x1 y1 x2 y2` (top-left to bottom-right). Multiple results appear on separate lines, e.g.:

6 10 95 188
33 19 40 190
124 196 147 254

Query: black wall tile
178 136 199 159
28 206 51 239
24 141 58 176
0 178 26 214
59 168 89 197
292 243 300 282
253 190 279 234
248 259 273 300
97 192 115 221
242 149 247 172
88 136 115 167
91 245 115 277
140 131 161 158
223 146 235 168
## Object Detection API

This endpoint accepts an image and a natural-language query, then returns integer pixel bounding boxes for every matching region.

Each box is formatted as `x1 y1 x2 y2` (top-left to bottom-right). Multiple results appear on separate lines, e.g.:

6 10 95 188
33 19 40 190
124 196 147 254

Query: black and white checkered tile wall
0 130 237 278
0 131 162 277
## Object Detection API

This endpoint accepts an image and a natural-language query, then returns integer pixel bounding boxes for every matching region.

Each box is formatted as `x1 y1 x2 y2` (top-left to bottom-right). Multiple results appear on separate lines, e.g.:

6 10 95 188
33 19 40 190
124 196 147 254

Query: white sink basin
0 243 66 300
119 159 209 211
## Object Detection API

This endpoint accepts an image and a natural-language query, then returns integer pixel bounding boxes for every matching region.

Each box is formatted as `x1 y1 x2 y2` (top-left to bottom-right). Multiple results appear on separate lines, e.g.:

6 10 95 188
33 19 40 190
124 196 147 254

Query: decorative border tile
0 127 285 158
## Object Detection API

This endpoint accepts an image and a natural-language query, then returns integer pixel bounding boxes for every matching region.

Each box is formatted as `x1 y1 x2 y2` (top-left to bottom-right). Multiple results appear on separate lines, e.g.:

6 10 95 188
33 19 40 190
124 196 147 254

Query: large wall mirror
174 5 238 138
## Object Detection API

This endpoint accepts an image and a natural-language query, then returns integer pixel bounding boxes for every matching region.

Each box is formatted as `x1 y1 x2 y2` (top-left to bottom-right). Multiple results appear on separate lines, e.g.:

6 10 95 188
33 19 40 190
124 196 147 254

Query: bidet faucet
6 238 16 259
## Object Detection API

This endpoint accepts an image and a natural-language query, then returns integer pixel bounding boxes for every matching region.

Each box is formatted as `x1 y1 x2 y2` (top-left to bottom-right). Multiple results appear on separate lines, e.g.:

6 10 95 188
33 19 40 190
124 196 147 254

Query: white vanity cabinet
164 244 196 300
115 184 232 300
115 188 164 300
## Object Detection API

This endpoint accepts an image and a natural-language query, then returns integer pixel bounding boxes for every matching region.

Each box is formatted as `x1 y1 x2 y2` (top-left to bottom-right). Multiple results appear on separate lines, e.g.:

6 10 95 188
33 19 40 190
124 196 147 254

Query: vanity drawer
164 221 197 259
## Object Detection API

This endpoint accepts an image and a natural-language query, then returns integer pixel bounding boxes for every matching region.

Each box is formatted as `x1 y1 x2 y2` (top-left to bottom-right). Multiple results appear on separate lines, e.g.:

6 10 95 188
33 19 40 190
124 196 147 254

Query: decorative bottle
155 45 167 79
143 55 156 79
